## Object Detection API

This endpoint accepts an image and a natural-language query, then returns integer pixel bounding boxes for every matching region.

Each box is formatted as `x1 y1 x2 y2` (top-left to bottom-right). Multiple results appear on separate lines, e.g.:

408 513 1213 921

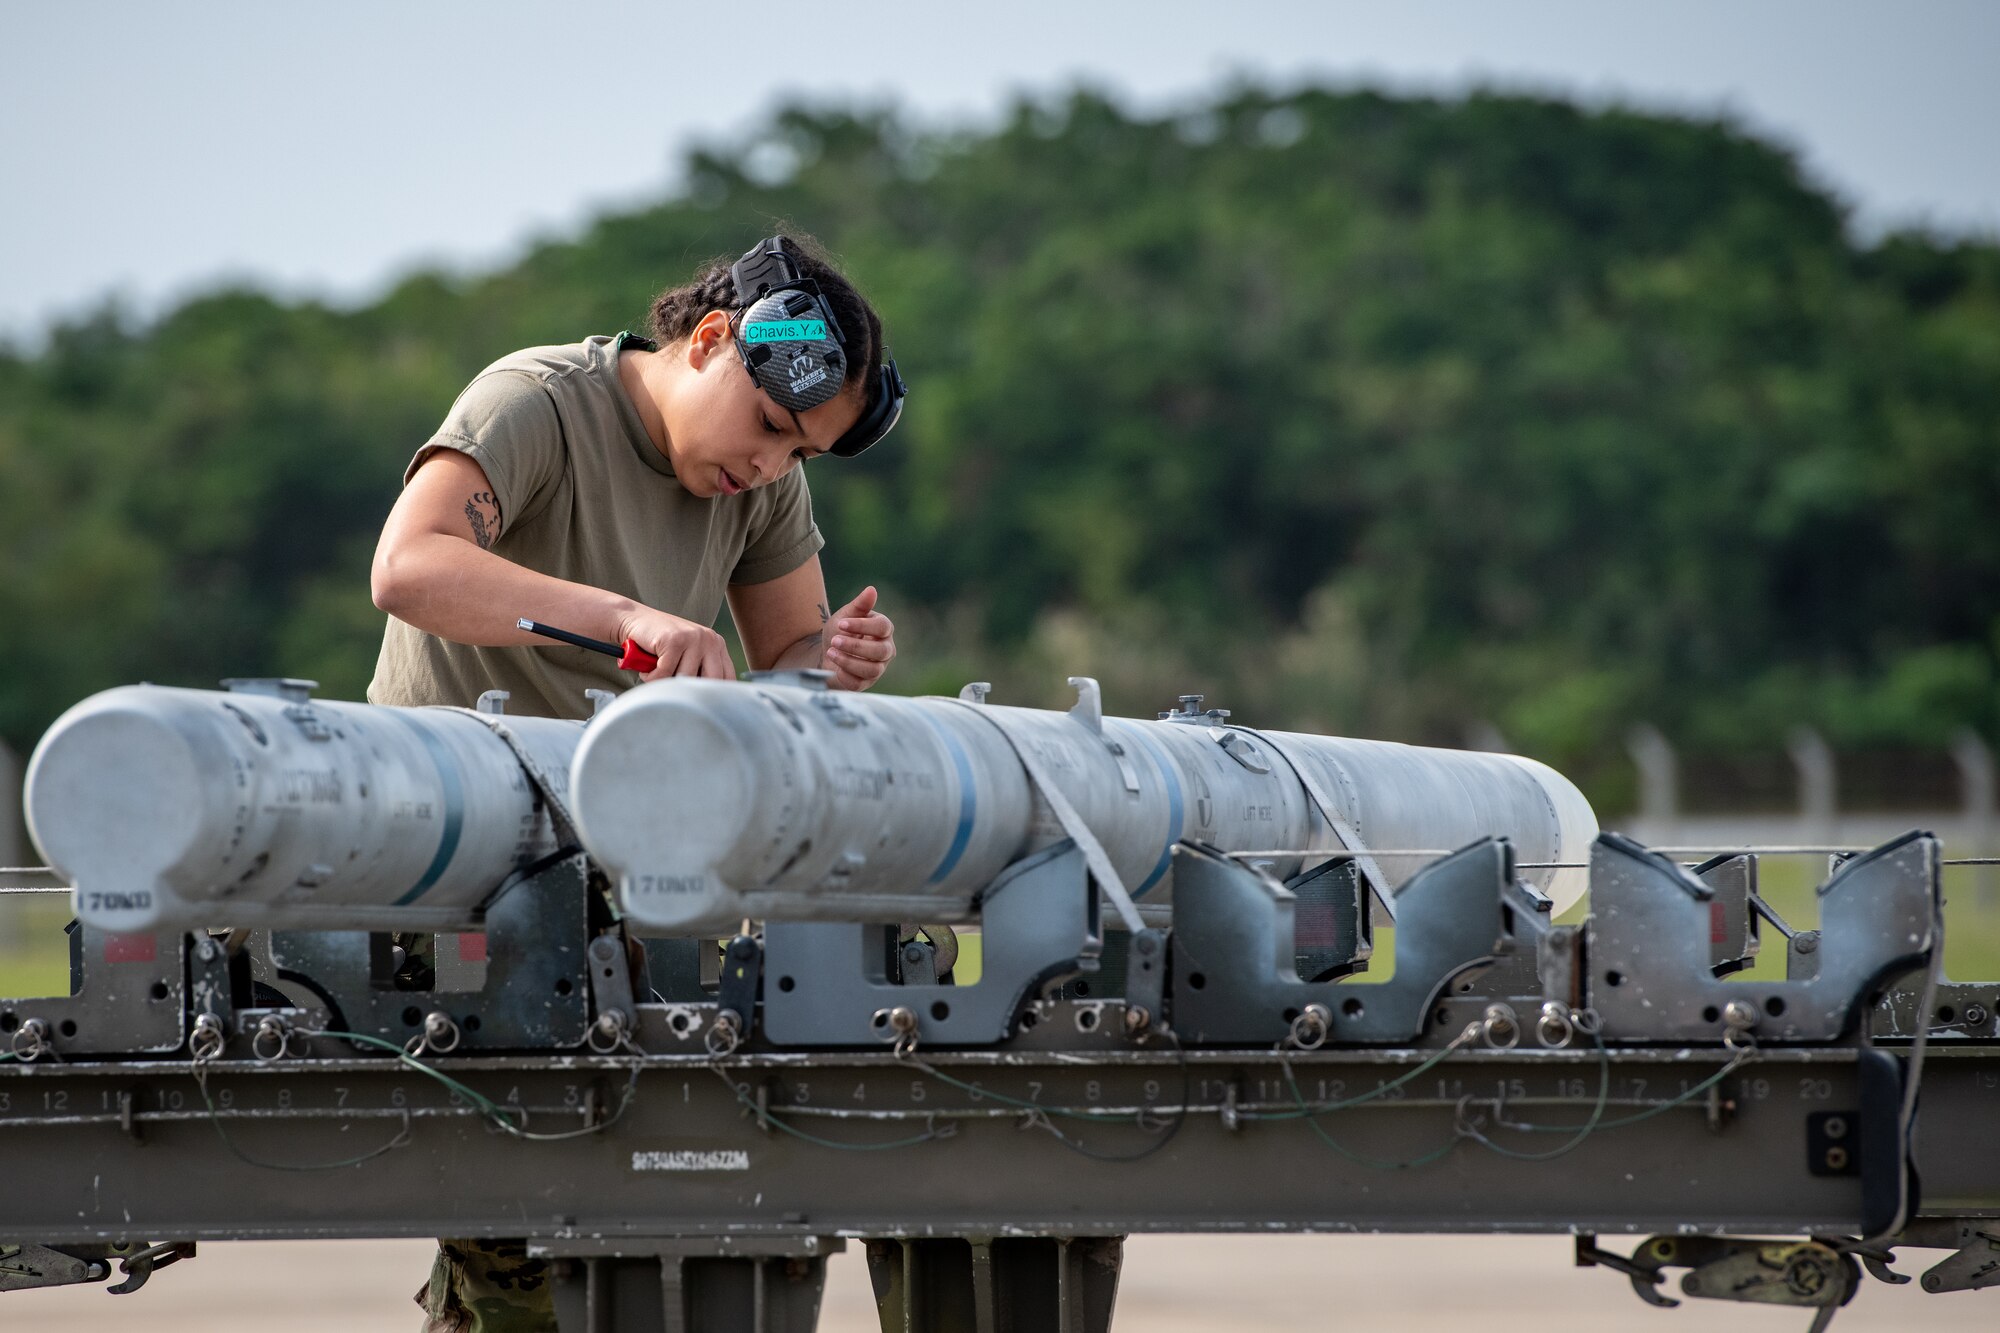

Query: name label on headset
743 319 827 344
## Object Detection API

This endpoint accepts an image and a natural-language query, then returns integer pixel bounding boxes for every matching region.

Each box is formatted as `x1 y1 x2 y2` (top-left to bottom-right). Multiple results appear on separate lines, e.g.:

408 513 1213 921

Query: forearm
770 631 829 673
727 560 893 691
373 531 637 647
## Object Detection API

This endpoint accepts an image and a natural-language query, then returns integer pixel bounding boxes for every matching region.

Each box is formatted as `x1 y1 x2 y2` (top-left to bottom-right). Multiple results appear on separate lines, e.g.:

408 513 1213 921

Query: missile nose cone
25 687 207 932
571 683 755 931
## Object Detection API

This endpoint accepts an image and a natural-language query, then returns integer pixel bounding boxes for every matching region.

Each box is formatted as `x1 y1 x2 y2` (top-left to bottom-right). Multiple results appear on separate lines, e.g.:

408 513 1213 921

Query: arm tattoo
464 490 500 551
803 602 830 652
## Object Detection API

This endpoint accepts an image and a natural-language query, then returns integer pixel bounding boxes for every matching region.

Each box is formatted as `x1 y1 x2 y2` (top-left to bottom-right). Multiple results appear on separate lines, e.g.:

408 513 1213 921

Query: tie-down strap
939 699 1148 939
1224 725 1397 923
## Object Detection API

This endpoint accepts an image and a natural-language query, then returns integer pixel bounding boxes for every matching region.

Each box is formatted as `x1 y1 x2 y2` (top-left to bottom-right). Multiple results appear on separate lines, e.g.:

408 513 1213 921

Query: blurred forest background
2 85 1996 813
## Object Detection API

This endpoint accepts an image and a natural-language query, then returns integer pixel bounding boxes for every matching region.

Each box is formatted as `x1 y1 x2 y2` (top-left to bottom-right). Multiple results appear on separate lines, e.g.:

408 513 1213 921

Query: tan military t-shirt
368 333 823 719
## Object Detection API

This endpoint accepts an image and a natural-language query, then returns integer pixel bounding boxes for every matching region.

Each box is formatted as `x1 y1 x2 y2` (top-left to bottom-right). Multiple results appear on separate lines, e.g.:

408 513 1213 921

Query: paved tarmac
4 1234 1994 1331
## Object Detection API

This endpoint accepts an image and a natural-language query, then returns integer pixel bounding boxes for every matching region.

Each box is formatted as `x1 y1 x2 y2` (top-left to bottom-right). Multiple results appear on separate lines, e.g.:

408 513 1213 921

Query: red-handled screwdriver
516 618 658 673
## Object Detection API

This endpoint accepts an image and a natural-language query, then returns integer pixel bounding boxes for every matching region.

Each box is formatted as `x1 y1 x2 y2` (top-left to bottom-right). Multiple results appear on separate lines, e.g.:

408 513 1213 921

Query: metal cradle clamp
585 934 640 1053
707 933 763 1057
1124 927 1171 1040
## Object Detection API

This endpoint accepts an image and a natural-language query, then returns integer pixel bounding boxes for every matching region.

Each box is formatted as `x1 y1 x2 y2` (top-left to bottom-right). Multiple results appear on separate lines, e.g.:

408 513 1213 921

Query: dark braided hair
648 234 884 404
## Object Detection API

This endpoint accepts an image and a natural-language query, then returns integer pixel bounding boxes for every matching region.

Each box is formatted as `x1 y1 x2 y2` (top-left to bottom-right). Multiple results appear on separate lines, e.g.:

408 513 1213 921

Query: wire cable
1276 1057 1461 1170
1267 1025 1482 1170
311 1027 644 1142
1259 1023 1479 1121
182 1026 644 1173
191 1060 413 1172
705 1063 955 1152
1497 1049 1752 1134
904 1032 1193 1164
1449 1021 1612 1161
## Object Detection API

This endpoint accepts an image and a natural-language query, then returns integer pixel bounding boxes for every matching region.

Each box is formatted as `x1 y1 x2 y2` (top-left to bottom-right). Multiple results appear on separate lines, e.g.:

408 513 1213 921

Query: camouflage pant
416 1238 556 1333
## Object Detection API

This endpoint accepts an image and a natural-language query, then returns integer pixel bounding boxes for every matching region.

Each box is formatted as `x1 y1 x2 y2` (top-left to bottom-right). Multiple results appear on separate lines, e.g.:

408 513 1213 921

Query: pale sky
4 1 1996 346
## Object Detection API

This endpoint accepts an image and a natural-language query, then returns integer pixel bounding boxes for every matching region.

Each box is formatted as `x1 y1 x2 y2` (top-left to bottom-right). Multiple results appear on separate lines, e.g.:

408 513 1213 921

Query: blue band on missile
391 715 465 906
921 715 978 884
1126 727 1183 897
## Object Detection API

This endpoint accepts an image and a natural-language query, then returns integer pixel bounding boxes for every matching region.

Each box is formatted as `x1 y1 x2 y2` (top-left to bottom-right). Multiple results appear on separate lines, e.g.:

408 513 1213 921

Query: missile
26 674 1597 941
26 680 579 933
570 675 1597 934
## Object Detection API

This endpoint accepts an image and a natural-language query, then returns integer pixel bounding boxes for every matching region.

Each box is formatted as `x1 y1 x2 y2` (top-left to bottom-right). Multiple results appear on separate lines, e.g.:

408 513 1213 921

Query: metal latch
1210 728 1270 774
1068 677 1141 793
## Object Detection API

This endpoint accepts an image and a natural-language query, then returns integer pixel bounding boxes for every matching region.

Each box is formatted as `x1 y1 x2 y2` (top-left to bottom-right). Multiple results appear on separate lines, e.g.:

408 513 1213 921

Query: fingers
835 610 894 640
832 584 878 621
702 635 736 680
821 654 876 691
639 645 684 683
634 626 733 682
674 629 733 679
833 586 892 642
827 630 892 663
824 632 894 690
822 586 894 691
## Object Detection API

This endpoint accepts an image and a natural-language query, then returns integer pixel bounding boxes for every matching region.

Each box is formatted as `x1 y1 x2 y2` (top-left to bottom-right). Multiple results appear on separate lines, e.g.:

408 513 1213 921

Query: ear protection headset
728 238 907 457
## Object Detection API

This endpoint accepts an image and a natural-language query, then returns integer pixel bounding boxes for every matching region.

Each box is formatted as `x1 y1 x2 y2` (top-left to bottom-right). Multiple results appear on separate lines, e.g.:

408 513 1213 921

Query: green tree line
2 86 1996 809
